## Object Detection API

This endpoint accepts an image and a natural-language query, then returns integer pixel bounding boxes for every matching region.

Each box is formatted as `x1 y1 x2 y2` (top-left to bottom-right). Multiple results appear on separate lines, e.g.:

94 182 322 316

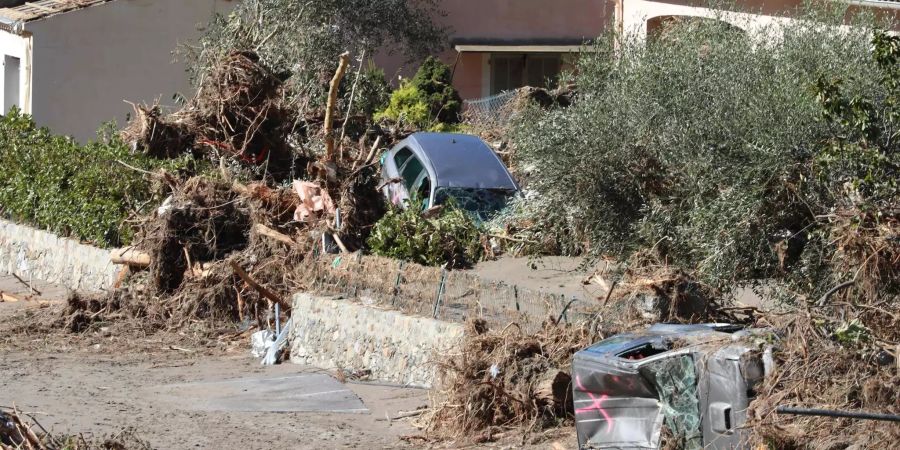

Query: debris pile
746 209 900 449
419 260 761 444
0 407 150 450
58 173 313 335
422 319 599 443
122 51 299 179
53 48 403 338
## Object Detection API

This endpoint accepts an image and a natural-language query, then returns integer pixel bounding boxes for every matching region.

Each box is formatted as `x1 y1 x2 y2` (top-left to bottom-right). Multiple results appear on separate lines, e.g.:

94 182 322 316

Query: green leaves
376 57 462 129
508 11 892 300
367 201 484 268
0 109 198 247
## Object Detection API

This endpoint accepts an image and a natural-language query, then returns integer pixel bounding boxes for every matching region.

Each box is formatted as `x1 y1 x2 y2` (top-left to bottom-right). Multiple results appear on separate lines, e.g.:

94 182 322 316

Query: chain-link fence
301 253 595 333
463 91 518 126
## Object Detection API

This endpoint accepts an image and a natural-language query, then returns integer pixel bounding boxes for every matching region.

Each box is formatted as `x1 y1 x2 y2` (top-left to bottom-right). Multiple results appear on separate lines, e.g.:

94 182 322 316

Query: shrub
0 109 199 247
353 63 392 118
508 9 890 300
377 56 462 129
367 201 484 268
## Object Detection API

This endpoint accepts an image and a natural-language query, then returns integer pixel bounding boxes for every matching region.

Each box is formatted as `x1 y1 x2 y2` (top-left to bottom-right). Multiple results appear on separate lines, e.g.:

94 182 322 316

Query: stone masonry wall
290 293 465 388
0 219 119 292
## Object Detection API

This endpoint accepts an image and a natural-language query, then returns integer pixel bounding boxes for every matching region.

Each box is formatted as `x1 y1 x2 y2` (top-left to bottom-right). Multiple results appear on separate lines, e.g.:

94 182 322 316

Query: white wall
622 0 793 38
0 29 32 114
26 0 235 142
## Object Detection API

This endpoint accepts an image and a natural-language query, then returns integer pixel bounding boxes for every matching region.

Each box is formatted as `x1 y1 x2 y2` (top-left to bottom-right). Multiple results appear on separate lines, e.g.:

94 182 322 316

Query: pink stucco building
434 0 617 100
376 0 617 100
377 0 900 101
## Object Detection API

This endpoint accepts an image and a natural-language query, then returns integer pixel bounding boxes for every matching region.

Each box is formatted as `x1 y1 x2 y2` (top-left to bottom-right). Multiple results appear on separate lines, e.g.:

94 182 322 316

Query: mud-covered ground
0 284 575 450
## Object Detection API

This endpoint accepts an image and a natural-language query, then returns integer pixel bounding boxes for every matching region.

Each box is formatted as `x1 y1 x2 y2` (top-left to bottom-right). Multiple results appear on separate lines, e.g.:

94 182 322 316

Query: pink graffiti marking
575 375 613 433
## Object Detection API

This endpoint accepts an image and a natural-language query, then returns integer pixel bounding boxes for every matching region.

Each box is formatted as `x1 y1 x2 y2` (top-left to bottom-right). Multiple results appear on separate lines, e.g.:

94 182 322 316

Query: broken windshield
433 187 514 221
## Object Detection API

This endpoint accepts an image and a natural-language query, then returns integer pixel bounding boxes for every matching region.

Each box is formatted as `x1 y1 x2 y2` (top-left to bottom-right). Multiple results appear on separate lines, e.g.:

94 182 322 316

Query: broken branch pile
122 51 299 180
0 407 150 450
422 319 599 443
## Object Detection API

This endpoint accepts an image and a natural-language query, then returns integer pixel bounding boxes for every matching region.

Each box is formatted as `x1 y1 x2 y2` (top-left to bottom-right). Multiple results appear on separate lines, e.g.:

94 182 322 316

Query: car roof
576 323 745 361
394 132 518 190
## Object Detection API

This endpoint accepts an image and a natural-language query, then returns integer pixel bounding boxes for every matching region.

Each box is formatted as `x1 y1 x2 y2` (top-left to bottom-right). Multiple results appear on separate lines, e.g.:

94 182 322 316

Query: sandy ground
0 278 576 450
0 303 429 449
472 256 770 309
472 256 607 301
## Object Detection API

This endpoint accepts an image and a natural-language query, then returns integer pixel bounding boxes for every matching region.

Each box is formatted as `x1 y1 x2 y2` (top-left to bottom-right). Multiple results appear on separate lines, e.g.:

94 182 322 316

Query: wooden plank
0 291 22 303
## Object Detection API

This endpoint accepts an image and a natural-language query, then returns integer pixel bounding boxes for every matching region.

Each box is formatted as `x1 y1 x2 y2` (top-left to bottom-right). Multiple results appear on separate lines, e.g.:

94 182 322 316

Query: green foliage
377 81 432 128
508 10 892 299
833 318 872 347
814 30 900 207
353 63 392 118
377 57 462 129
0 109 199 247
188 0 445 110
367 201 484 268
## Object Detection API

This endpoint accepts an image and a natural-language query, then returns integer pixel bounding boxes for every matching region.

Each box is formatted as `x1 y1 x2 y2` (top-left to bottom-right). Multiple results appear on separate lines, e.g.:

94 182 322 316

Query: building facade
0 0 234 142
376 0 900 102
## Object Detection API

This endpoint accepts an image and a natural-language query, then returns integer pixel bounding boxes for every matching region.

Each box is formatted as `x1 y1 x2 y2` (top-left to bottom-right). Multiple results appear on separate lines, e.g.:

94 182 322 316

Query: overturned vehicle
572 324 774 449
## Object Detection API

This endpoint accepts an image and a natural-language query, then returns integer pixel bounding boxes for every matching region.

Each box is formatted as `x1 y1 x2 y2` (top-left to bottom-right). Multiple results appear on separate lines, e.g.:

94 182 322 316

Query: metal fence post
513 285 520 312
432 268 447 319
557 296 579 324
391 260 404 306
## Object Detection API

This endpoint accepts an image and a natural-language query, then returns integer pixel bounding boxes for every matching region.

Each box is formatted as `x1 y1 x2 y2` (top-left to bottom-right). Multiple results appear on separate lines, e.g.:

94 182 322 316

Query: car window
393 147 413 169
413 175 432 208
400 156 425 191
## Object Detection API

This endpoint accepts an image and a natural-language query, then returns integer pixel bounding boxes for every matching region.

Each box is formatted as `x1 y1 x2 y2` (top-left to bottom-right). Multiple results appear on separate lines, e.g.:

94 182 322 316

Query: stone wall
0 219 118 292
290 293 465 388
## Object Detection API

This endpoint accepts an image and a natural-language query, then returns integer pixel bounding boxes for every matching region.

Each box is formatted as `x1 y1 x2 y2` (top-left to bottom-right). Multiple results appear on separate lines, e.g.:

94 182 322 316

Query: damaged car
380 132 519 221
572 324 774 449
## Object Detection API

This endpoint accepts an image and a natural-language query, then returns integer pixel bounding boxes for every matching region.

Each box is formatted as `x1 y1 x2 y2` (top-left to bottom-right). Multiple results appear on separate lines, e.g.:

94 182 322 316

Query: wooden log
0 291 21 302
253 223 295 246
324 52 351 161
229 261 290 309
110 247 151 267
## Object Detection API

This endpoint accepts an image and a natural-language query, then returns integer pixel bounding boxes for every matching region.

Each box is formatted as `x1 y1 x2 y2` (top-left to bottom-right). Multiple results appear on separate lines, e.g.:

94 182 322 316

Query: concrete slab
152 373 368 413
0 272 70 302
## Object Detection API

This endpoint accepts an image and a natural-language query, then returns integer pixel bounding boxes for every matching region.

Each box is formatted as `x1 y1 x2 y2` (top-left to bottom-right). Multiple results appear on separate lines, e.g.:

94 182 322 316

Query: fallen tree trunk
534 370 572 411
110 247 151 267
